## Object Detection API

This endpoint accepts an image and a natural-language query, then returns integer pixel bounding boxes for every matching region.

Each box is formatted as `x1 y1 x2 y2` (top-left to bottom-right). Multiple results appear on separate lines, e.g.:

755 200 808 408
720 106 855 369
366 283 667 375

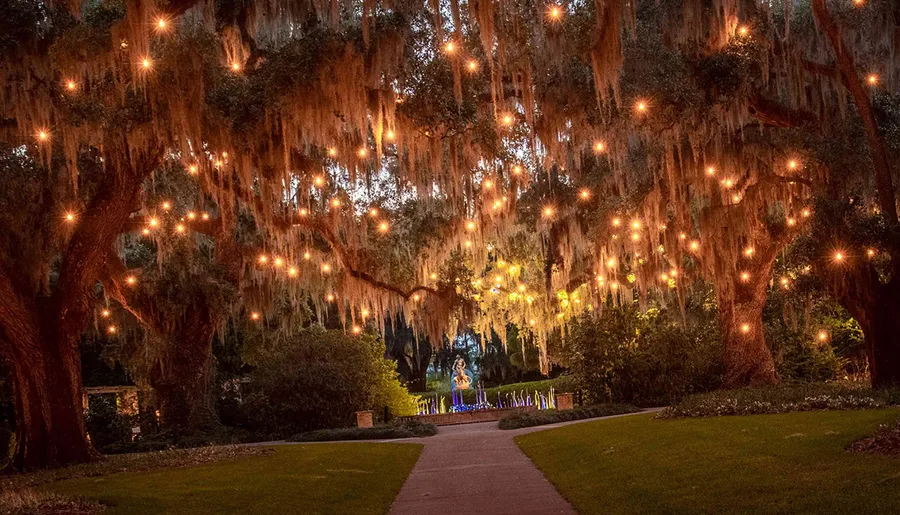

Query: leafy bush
560 304 722 407
240 327 418 437
658 382 898 418
498 404 640 430
84 396 134 452
288 420 438 442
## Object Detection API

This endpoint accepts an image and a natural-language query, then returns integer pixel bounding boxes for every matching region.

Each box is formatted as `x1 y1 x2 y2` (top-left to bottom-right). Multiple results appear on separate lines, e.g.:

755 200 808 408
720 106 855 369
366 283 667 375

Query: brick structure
356 410 374 428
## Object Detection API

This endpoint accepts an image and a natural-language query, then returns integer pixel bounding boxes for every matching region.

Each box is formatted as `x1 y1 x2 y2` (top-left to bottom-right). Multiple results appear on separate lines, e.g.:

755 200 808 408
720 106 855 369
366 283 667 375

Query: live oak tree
1 0 898 470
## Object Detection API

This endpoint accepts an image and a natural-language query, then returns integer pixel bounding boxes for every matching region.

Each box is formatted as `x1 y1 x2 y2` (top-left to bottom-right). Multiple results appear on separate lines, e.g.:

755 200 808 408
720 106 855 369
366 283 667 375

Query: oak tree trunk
6 321 98 470
150 307 218 433
718 295 778 388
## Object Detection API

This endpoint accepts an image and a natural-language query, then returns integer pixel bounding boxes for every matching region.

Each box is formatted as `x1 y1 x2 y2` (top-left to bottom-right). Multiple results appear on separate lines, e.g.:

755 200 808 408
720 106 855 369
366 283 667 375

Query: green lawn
45 443 421 515
516 410 900 514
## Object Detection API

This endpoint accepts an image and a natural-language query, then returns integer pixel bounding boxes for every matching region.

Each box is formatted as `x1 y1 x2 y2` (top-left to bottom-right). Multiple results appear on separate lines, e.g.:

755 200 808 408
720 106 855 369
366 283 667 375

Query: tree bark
149 309 219 432
3 317 98 470
717 291 778 388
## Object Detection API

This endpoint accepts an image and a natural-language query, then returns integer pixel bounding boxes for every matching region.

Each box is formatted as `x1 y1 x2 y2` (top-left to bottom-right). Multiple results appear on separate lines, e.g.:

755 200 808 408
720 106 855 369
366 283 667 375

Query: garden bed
402 405 538 426
498 404 640 430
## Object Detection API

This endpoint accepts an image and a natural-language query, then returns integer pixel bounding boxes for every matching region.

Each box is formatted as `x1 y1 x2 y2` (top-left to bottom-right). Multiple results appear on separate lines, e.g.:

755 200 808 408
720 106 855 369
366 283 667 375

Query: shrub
289 420 438 442
241 327 418 437
560 304 722 407
498 404 641 430
84 396 135 452
658 382 897 418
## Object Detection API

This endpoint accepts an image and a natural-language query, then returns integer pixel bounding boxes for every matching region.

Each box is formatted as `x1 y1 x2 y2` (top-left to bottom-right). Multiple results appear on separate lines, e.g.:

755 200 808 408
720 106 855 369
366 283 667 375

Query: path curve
388 410 655 515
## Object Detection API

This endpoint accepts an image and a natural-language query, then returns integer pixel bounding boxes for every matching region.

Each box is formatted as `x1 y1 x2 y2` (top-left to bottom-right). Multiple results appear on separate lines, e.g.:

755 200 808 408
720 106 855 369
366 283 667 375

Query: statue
451 357 473 391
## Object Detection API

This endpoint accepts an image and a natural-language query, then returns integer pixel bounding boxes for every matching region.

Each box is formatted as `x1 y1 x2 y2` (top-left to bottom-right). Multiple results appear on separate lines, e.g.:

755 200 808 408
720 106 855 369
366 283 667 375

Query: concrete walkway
388 410 654 515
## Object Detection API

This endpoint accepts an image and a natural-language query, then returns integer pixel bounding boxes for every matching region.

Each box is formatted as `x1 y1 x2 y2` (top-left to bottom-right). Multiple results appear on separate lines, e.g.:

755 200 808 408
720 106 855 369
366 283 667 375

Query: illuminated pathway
389 411 654 515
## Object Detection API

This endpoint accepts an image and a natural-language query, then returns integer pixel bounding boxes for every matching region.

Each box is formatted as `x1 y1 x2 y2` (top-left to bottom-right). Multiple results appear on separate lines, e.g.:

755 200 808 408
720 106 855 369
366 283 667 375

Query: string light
412 293 421 301
175 223 185 233
101 309 110 317
594 141 605 153
483 179 493 189
352 326 362 334
141 58 152 69
358 148 367 158
321 263 331 273
512 165 523 175
740 271 750 282
690 240 700 251
108 325 117 334
65 212 75 223
231 62 241 72
466 220 476 231
542 206 554 218
188 164 198 175
258 255 268 264
303 251 311 260
187 212 196 220
502 114 514 126
787 159 799 170
274 257 283 267
548 5 562 19
833 251 845 263
787 217 796 227
288 267 298 277
161 201 171 211
706 166 716 176
635 100 648 113
65 80 77 91
467 60 478 72
201 212 209 220
148 217 159 227
326 293 335 302
631 220 641 230
744 247 754 257
738 25 749 36
780 277 790 289
37 130 49 142
579 189 590 200
156 18 167 30
378 222 389 233
867 248 876 258
330 198 341 208
817 331 828 341
867 74 878 86
250 312 260 321
612 217 621 227
386 130 395 141
801 208 811 218
740 323 751 333
125 276 137 285
327 148 337 157
444 41 455 54
607 258 616 268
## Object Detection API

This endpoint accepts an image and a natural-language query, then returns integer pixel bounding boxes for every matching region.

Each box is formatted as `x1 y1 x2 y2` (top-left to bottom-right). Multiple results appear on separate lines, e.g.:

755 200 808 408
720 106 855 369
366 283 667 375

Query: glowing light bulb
722 178 734 189
352 326 362 334
444 41 455 53
690 240 700 251
274 257 284 267
818 331 828 341
358 148 367 157
744 247 754 257
187 212 196 220
787 217 796 227
706 166 715 176
635 101 647 113
867 248 876 258
788 159 799 170
250 312 260 320
161 201 171 211
594 141 605 153
328 147 337 157
188 164 198 174
502 114 513 126
413 294 421 301
579 189 590 200
679 232 687 240
37 130 49 142
126 276 137 285
314 176 324 187
378 222 389 233
141 58 151 69
201 212 209 220
801 208 811 218
298 208 308 217
65 80 76 91
149 217 159 227
740 323 750 333
65 212 75 222
631 232 640 241
288 267 298 277
512 165 523 175
142 228 150 236
548 5 562 19
156 18 167 29
108 325 117 334
465 240 473 248
101 309 110 317
386 130 395 141
483 179 493 189
175 224 185 233
740 272 750 282
631 220 641 230
607 258 616 268
542 206 554 218
330 198 341 208
780 277 790 288
834 251 844 262
303 251 311 260
867 74 878 86
430 272 438 280
258 255 268 264
467 60 478 72
326 293 335 301
231 62 241 72
321 263 331 273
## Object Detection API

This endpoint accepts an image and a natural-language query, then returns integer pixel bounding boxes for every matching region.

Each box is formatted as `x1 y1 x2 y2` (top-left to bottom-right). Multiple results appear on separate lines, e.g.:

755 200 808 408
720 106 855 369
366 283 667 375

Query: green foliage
84 396 135 452
240 327 418 436
561 303 722 406
498 404 640 430
288 420 437 442
659 381 900 418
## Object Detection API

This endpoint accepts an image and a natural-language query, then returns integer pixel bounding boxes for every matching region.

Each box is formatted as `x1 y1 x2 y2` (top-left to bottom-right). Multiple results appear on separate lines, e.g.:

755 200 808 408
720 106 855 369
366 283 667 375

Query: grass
498 404 639 430
43 443 421 515
516 409 900 514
